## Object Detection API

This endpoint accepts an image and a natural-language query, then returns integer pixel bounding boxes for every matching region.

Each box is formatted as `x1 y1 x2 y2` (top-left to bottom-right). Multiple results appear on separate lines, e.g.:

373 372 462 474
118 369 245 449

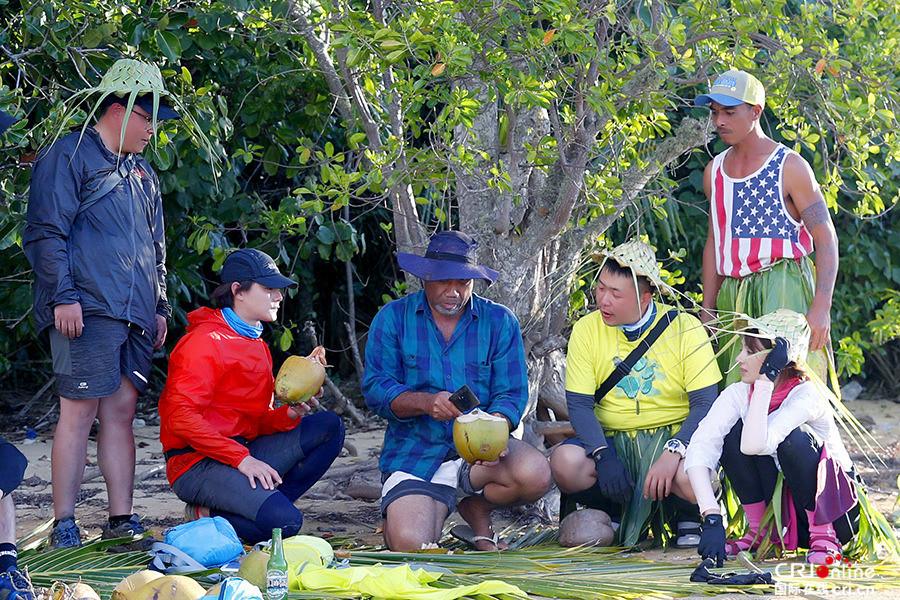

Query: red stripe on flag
770 236 784 262
746 237 762 273
730 238 743 278
798 226 813 254
714 167 727 274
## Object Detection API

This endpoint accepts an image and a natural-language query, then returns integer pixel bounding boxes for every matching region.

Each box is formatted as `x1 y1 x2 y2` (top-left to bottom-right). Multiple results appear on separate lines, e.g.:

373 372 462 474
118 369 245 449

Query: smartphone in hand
449 385 479 412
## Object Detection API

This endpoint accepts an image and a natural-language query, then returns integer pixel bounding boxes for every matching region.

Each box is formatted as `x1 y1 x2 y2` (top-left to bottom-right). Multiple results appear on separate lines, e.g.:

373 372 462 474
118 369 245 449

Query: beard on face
432 300 465 317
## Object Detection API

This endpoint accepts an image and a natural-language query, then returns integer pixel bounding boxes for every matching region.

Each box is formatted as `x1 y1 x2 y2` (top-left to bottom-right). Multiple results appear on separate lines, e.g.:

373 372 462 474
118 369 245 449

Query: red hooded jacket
159 307 299 484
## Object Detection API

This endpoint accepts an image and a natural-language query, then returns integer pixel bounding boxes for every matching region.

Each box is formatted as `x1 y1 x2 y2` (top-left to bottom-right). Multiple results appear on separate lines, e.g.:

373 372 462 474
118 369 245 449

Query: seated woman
159 249 344 543
685 309 858 566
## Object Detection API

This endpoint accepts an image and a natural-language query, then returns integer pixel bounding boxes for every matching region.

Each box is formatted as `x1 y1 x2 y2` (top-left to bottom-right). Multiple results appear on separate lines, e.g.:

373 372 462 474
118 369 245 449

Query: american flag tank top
710 144 814 278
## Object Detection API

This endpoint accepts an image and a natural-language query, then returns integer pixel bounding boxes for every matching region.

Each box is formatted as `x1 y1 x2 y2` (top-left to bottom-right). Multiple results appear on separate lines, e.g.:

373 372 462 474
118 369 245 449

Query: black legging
720 421 858 543
212 412 345 543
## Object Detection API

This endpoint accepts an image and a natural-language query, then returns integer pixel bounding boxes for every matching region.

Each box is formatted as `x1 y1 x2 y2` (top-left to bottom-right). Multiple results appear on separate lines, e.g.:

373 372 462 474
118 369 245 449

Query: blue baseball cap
695 69 766 108
221 249 297 288
397 231 498 283
0 110 17 135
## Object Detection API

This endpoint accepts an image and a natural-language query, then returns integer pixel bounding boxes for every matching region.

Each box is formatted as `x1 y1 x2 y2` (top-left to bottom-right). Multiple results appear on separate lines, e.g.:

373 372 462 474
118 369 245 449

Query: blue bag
199 577 262 600
149 517 244 573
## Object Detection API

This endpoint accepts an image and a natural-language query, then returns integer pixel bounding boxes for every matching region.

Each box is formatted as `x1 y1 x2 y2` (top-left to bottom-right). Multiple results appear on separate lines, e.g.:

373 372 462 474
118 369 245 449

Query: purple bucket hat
397 231 499 283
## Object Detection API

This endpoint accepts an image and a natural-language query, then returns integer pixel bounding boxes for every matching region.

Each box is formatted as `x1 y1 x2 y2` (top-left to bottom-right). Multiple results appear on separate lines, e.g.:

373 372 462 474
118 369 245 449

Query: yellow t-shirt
565 303 721 432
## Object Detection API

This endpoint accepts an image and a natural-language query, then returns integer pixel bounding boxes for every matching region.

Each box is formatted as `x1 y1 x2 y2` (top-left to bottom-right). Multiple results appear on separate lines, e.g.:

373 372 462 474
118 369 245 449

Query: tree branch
371 0 426 254
289 0 425 255
548 100 569 164
302 321 366 426
287 2 353 121
343 203 366 380
567 116 710 248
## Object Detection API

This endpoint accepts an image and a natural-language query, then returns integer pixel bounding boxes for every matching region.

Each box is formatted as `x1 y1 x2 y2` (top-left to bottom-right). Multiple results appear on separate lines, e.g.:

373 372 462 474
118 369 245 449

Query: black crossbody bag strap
77 157 135 216
593 310 678 405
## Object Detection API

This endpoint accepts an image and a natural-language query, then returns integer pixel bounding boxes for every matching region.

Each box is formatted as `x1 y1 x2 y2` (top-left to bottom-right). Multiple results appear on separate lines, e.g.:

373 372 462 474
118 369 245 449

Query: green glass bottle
266 528 289 600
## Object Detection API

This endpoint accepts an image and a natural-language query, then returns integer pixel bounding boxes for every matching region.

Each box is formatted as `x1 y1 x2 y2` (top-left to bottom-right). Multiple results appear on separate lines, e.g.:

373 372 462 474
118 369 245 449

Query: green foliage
0 1 395 382
0 0 898 391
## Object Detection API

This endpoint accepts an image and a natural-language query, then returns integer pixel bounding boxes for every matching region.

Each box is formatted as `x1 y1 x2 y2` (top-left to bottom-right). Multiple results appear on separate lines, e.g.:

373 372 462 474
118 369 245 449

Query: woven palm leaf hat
591 239 675 297
735 308 810 365
48 59 217 164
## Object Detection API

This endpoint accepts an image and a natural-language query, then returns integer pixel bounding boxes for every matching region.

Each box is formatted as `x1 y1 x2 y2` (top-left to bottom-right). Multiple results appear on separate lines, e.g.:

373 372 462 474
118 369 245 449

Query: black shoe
674 520 701 548
101 514 155 551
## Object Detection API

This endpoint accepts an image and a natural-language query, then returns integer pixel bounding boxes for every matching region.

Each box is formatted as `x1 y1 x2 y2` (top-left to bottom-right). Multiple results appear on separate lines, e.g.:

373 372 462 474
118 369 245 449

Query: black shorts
49 315 155 399
0 437 27 495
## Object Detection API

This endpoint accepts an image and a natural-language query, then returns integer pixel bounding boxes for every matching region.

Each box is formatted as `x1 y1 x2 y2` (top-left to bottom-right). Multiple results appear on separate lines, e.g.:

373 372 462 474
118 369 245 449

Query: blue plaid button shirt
362 290 528 481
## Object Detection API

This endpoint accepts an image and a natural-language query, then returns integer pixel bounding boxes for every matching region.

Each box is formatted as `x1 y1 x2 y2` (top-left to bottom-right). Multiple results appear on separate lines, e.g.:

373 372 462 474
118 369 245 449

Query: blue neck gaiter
621 301 657 342
222 307 263 339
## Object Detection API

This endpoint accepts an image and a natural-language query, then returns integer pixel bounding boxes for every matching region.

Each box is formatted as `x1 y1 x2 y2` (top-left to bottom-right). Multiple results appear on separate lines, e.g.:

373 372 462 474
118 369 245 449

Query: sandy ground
6 398 900 598
10 423 389 546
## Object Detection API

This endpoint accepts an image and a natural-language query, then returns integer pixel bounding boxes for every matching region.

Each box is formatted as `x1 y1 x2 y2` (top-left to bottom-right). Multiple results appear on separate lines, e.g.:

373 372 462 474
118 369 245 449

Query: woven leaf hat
47 58 218 167
735 308 810 364
591 239 674 296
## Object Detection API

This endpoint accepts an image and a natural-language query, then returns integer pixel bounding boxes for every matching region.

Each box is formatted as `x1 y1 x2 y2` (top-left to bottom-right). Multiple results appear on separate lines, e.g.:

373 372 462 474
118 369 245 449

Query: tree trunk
293 1 711 425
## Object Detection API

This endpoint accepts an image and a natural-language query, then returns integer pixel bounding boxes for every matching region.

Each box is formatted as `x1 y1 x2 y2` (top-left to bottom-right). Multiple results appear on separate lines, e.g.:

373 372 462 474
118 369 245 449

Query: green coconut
236 549 270 589
112 571 164 600
284 535 334 589
274 355 325 404
452 409 509 463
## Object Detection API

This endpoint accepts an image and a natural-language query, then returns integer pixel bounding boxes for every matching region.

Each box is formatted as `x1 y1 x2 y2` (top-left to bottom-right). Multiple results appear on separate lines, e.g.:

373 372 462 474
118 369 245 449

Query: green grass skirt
715 257 839 393
609 425 680 547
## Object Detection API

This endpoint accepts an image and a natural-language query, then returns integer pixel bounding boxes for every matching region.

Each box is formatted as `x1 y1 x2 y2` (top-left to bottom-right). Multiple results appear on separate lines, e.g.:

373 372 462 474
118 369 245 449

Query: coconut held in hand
452 409 509 463
275 345 327 404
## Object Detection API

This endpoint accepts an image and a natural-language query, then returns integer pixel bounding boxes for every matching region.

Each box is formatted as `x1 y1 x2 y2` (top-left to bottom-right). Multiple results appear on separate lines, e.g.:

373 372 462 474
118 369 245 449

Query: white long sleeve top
684 379 852 515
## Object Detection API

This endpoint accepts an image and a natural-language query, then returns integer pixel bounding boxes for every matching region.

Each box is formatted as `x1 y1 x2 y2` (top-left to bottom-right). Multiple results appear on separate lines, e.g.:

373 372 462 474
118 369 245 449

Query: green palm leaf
18 539 151 596
346 545 900 599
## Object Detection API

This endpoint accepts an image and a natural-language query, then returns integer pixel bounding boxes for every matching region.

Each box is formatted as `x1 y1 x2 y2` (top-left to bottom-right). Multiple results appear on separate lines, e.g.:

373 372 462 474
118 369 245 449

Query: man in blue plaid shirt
363 231 551 551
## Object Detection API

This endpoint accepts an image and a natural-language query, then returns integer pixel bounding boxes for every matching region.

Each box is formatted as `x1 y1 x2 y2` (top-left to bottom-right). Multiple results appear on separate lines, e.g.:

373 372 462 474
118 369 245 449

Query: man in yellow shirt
550 240 721 547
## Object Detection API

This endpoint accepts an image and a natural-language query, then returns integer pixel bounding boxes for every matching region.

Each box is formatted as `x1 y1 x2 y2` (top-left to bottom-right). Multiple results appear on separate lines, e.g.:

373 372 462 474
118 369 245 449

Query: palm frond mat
17 538 149 595
350 549 900 599
16 531 900 599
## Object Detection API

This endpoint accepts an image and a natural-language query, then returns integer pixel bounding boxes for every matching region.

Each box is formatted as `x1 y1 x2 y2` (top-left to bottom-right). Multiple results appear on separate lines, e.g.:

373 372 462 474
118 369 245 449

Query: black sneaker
674 520 702 548
101 514 155 551
49 517 81 549
0 567 35 600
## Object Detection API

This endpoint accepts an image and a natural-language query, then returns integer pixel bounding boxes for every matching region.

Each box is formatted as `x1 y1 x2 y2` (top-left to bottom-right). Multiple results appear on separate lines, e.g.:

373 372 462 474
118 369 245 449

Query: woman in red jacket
159 249 344 543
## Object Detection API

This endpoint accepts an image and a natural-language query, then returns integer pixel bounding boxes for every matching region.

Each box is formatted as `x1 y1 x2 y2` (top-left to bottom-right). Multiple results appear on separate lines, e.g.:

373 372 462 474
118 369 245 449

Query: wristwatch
664 438 686 458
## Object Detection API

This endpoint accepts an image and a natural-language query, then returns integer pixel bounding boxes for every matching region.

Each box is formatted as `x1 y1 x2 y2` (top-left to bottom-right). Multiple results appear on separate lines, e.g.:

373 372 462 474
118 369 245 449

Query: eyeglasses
130 108 153 127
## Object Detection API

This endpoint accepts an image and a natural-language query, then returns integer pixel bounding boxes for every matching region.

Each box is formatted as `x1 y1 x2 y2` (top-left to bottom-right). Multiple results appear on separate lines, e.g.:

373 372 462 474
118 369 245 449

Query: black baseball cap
221 249 297 288
134 95 179 120
100 94 179 120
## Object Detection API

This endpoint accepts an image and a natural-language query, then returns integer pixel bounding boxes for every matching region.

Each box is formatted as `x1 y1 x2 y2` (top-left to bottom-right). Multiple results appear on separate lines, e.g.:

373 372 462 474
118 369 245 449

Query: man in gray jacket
23 71 177 548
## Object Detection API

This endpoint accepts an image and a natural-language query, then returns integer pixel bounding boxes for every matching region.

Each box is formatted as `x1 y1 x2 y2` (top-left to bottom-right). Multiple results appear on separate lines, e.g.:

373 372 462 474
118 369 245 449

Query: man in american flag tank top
694 70 839 390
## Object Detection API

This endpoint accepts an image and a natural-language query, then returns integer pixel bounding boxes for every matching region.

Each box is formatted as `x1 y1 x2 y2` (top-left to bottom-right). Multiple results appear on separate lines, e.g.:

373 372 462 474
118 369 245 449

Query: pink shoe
725 501 769 556
725 529 770 556
806 510 842 565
